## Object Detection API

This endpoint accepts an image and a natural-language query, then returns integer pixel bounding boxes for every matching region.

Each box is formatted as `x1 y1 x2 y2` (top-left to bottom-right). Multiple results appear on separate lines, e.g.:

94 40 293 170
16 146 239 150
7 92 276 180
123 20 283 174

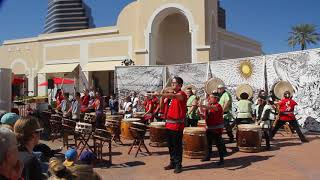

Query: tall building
44 0 95 33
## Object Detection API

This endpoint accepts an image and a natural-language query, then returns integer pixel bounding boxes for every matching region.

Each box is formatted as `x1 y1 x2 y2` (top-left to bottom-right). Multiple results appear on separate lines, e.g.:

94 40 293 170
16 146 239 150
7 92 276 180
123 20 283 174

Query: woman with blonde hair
14 117 46 180
48 158 101 180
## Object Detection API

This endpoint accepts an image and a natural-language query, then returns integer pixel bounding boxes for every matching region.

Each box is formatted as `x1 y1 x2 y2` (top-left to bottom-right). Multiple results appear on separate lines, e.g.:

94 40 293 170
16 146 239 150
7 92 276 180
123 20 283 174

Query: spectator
79 150 97 166
63 148 78 167
14 118 46 180
1 112 20 128
0 127 23 180
109 94 119 115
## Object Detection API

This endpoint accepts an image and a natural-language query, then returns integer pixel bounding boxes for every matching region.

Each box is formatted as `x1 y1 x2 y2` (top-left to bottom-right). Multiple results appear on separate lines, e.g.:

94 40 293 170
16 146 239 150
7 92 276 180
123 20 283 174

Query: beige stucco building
0 0 262 97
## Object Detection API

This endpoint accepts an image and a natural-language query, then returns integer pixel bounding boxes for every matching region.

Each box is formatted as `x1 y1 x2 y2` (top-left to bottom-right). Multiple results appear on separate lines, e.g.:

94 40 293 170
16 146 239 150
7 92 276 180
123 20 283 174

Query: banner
115 66 165 111
266 48 320 130
167 63 210 97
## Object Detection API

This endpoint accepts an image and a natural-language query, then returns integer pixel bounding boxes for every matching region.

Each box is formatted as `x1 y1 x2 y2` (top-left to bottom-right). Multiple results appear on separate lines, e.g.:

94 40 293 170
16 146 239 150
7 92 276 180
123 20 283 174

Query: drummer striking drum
154 76 187 174
201 92 225 165
217 84 234 143
271 91 308 142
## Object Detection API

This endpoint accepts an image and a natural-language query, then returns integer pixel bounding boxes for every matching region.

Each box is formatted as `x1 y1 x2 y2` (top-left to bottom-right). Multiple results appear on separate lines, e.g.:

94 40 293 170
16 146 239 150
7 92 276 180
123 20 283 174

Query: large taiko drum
237 124 262 153
197 120 206 128
149 122 167 147
121 118 142 140
183 127 208 159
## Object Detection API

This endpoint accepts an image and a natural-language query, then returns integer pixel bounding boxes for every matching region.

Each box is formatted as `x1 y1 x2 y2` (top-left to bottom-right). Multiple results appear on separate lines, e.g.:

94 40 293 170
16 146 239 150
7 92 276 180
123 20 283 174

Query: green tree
288 24 320 50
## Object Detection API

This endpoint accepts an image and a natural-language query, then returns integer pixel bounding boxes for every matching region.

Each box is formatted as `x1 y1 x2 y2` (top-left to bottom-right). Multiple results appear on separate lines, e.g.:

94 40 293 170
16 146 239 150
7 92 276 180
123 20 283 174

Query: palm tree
288 24 320 50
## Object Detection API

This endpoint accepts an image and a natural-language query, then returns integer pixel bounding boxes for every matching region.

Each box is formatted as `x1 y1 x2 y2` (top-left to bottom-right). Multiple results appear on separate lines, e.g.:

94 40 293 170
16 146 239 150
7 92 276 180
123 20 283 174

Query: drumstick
159 78 172 110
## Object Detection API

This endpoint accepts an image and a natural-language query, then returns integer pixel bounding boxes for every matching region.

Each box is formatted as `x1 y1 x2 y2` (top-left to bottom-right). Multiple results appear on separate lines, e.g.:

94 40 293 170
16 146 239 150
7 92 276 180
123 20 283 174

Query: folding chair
93 128 112 165
49 114 62 142
62 118 77 148
75 122 94 155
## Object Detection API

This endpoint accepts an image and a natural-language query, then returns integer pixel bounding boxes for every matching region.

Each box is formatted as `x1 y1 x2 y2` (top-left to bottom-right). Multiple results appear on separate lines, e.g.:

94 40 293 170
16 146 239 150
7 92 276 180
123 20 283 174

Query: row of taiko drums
104 114 263 159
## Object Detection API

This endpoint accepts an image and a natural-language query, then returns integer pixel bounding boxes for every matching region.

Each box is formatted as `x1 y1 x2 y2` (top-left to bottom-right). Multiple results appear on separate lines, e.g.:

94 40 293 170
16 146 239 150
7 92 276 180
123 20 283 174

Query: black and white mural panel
266 48 320 130
167 63 210 98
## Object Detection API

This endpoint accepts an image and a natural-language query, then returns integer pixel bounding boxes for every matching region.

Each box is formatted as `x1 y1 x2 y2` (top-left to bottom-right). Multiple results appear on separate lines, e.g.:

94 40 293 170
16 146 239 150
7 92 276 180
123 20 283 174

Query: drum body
121 118 142 140
149 122 167 147
197 120 206 128
183 127 207 159
237 124 262 152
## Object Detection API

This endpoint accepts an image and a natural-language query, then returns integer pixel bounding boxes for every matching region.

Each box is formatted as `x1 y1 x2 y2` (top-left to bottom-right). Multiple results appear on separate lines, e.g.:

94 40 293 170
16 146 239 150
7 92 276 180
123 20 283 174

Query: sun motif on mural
239 60 254 79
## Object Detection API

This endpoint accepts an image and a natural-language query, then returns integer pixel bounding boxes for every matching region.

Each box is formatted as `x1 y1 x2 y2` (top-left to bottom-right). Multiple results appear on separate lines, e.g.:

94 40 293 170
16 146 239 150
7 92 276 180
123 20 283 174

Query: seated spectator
0 110 7 120
1 112 20 128
79 150 97 166
0 127 23 180
63 148 78 167
48 157 101 180
14 117 46 180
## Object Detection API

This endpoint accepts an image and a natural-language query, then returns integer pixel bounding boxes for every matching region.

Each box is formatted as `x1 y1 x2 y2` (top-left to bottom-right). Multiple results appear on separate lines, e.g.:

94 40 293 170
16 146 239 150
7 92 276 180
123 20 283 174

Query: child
63 148 78 167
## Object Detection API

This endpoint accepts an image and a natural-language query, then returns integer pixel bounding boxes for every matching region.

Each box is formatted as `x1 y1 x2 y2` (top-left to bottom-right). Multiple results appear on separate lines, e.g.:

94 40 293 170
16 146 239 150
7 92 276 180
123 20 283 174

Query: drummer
271 91 308 142
253 96 271 150
157 88 173 122
185 88 200 127
200 92 225 165
217 84 234 143
235 92 253 125
154 76 187 174
143 93 154 124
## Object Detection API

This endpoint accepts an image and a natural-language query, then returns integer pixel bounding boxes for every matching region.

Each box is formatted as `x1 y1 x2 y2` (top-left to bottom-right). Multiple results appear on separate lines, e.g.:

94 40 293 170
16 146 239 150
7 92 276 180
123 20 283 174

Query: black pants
271 120 307 142
263 129 271 149
185 118 198 127
95 113 106 129
166 129 183 167
224 118 234 141
205 131 224 161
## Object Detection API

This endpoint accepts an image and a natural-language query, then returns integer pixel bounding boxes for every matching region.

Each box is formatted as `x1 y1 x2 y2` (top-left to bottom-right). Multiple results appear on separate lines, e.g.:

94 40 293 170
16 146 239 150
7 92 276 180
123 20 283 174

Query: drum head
198 120 206 124
150 122 166 127
107 115 122 118
132 122 146 126
123 118 141 122
205 78 225 95
236 84 254 99
238 124 261 131
273 81 294 99
184 127 206 134
182 84 197 94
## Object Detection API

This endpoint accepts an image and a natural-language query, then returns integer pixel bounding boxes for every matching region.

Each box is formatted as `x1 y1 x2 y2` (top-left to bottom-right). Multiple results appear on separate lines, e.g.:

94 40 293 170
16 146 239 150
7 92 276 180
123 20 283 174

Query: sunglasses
34 128 44 133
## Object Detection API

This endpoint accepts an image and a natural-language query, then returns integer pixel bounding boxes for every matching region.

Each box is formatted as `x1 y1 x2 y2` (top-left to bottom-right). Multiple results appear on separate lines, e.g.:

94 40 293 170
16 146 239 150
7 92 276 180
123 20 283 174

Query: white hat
217 84 225 88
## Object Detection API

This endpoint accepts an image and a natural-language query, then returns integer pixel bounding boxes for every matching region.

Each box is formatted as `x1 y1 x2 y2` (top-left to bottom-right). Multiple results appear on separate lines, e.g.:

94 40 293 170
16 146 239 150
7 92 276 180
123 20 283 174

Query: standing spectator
69 92 81 121
130 92 139 113
123 96 133 119
109 94 119 115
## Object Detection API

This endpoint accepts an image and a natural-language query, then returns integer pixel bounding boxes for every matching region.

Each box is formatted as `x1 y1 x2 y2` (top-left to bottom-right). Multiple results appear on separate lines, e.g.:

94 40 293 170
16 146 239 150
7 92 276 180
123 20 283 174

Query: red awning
38 77 75 86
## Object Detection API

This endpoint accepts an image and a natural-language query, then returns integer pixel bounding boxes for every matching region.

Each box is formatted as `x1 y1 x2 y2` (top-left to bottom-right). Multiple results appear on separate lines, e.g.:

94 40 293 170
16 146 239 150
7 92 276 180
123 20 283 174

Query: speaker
48 79 54 89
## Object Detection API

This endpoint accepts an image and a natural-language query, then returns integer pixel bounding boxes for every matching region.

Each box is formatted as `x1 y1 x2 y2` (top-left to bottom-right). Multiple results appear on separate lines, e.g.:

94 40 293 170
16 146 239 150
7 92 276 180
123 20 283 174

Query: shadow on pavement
183 155 274 172
109 161 146 169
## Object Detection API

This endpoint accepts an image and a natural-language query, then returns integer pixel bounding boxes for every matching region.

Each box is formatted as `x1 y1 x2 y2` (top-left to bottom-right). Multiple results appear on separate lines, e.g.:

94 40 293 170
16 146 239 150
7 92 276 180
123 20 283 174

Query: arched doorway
149 7 193 65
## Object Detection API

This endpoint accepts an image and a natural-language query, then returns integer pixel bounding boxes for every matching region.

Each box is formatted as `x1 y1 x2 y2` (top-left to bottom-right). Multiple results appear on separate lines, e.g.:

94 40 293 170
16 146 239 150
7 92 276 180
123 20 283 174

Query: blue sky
0 0 319 54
